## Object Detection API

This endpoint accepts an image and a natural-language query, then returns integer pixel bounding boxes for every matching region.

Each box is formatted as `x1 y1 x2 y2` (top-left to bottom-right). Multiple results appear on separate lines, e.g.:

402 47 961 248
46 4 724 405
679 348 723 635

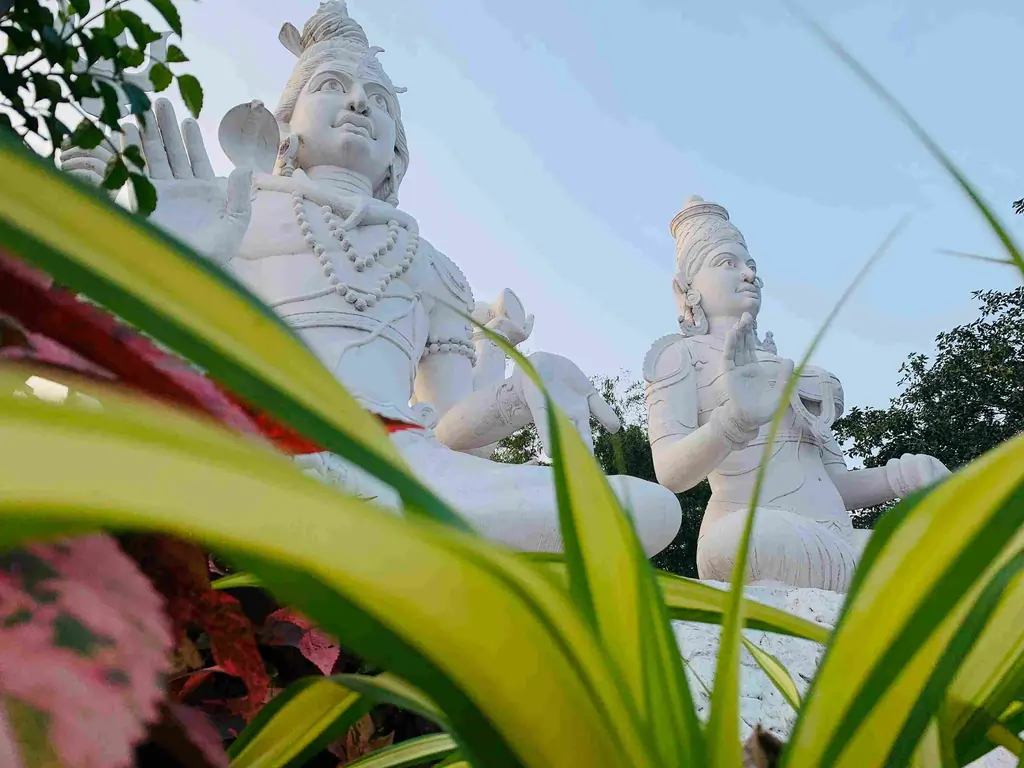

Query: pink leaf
0 535 173 768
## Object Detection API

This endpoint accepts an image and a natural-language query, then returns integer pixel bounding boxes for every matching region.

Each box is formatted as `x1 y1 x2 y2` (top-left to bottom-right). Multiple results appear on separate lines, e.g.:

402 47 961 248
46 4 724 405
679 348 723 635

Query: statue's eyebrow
309 68 354 87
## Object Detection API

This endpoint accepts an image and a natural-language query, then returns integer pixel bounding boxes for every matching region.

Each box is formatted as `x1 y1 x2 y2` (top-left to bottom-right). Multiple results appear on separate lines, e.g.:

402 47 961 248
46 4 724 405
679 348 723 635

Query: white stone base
673 581 1015 766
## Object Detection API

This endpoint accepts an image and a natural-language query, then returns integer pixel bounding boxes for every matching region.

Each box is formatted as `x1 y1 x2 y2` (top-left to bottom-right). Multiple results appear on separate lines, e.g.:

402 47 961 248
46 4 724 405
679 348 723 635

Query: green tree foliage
493 373 708 577
834 287 1024 526
1 0 200 214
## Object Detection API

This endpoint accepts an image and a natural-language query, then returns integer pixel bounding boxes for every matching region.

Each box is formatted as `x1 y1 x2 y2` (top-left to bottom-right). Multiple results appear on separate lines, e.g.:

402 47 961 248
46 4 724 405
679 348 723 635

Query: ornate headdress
274 1 409 204
669 195 767 341
670 195 747 286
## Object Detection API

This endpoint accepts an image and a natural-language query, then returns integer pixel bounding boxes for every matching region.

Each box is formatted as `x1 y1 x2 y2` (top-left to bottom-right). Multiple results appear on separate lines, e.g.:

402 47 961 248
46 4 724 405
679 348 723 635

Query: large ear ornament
279 22 303 57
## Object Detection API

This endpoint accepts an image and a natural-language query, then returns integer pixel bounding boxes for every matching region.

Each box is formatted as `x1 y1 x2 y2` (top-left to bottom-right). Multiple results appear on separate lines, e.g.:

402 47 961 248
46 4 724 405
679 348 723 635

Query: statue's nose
344 89 369 114
741 267 756 283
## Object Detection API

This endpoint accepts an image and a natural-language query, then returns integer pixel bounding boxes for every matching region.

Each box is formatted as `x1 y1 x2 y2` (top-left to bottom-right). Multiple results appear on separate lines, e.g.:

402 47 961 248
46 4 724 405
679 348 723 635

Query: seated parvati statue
60 1 681 554
643 196 950 591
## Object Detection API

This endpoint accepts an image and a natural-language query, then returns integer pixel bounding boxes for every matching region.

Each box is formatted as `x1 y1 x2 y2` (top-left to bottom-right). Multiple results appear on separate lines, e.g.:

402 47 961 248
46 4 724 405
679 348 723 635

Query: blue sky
164 0 1022 411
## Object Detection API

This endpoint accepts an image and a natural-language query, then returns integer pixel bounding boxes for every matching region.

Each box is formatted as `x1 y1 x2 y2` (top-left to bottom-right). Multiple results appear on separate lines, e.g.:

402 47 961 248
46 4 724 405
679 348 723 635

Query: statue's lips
737 286 760 297
333 115 374 139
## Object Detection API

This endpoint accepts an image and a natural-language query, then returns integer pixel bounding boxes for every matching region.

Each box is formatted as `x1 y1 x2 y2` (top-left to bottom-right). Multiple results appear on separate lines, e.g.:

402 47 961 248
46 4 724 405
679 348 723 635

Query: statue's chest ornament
290 192 419 312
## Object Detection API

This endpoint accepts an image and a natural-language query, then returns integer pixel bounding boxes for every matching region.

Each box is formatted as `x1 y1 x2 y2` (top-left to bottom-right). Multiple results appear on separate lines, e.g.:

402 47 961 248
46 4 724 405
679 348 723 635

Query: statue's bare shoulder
643 333 697 390
418 238 475 311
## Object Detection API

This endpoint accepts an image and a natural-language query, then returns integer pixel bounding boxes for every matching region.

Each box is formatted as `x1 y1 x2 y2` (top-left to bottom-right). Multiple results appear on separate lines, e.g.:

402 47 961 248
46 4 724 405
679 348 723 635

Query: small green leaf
104 10 126 38
119 10 162 47
147 0 182 36
149 62 172 93
44 116 70 148
121 82 151 116
123 144 146 171
30 73 63 104
85 28 119 61
103 158 129 190
177 74 203 118
68 73 98 101
69 120 104 149
129 172 157 216
118 45 145 68
70 0 91 16
166 44 188 63
95 79 122 128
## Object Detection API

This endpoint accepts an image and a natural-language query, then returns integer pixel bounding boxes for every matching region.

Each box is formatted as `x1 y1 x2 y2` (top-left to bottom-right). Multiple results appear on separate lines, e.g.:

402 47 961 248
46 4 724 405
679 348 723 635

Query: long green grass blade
885 552 1024 766
228 677 371 766
707 218 907 768
0 377 652 768
786 3 1024 278
0 132 470 532
525 555 831 642
342 734 459 768
783 433 1024 767
472 323 704 765
741 637 802 713
333 673 450 731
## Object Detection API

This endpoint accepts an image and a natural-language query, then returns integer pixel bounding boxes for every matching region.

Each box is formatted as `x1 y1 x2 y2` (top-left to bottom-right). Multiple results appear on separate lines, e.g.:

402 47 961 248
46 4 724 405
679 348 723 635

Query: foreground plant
0 14 1022 768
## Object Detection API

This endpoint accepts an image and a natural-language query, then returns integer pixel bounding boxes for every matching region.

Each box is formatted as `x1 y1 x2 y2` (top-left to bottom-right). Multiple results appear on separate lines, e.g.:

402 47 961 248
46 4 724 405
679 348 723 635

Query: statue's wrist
710 404 759 452
885 457 910 497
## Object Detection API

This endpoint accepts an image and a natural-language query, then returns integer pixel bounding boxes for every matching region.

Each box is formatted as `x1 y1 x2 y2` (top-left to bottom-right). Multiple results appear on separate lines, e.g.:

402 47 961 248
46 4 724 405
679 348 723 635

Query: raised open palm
723 312 793 429
61 98 255 264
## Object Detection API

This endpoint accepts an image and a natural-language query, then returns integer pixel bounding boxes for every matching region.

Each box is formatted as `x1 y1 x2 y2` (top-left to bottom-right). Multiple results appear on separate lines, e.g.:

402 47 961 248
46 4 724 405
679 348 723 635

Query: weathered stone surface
674 582 1015 766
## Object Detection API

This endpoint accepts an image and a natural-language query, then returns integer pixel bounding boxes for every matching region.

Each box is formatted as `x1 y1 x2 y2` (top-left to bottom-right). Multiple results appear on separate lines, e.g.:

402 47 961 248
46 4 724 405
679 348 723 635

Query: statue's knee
606 476 682 557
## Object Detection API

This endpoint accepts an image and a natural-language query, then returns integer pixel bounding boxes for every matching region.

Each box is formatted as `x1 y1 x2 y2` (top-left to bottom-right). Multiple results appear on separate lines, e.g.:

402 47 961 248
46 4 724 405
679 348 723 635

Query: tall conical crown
277 1 406 99
670 195 747 285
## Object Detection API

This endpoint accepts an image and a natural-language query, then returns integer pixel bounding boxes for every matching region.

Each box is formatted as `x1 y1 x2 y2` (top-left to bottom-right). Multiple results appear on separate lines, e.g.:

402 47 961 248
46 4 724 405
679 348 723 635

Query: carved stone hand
61 98 254 265
471 288 535 346
130 98 254 264
885 453 952 498
715 312 794 449
511 351 620 456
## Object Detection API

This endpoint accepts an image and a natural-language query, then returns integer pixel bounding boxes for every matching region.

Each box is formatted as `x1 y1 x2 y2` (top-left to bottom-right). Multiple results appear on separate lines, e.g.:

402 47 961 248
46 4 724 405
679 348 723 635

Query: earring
678 288 708 336
275 133 300 177
384 161 400 206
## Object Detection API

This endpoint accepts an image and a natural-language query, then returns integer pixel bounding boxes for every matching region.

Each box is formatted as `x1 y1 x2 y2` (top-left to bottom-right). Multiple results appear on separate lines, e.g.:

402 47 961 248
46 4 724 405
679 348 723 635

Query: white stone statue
644 196 950 590
60 1 681 555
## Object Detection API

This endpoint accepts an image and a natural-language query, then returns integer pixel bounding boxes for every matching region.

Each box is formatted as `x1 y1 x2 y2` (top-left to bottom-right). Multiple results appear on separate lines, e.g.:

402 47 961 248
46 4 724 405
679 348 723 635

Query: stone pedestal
673 582 1015 766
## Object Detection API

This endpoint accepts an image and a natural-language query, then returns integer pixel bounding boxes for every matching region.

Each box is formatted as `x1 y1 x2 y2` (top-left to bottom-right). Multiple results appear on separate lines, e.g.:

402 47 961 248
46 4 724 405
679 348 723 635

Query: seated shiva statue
60 1 681 555
643 196 950 591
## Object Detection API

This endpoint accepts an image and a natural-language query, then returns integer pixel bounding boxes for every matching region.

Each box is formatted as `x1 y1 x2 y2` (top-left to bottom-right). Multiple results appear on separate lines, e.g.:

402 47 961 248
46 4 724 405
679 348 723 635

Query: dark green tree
833 287 1024 526
493 373 707 577
1 0 202 214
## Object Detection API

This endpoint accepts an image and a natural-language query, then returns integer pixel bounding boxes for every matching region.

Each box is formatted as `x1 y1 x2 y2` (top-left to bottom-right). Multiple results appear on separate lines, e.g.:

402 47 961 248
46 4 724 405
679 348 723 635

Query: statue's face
289 60 397 185
688 241 761 319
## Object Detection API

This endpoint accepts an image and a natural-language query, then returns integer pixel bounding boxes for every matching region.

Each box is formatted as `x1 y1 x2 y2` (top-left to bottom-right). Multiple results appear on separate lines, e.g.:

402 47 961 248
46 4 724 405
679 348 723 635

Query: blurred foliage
834 287 1024 527
1 0 200 213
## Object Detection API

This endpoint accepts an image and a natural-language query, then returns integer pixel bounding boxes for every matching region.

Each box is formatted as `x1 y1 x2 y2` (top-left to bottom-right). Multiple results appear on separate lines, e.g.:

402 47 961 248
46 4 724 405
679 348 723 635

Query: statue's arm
411 246 477 420
822 433 898 510
645 337 738 493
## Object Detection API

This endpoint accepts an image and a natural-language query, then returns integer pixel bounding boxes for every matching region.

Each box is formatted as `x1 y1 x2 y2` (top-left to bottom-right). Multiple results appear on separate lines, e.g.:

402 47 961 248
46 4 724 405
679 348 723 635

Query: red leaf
197 591 270 717
262 608 341 676
120 536 269 719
